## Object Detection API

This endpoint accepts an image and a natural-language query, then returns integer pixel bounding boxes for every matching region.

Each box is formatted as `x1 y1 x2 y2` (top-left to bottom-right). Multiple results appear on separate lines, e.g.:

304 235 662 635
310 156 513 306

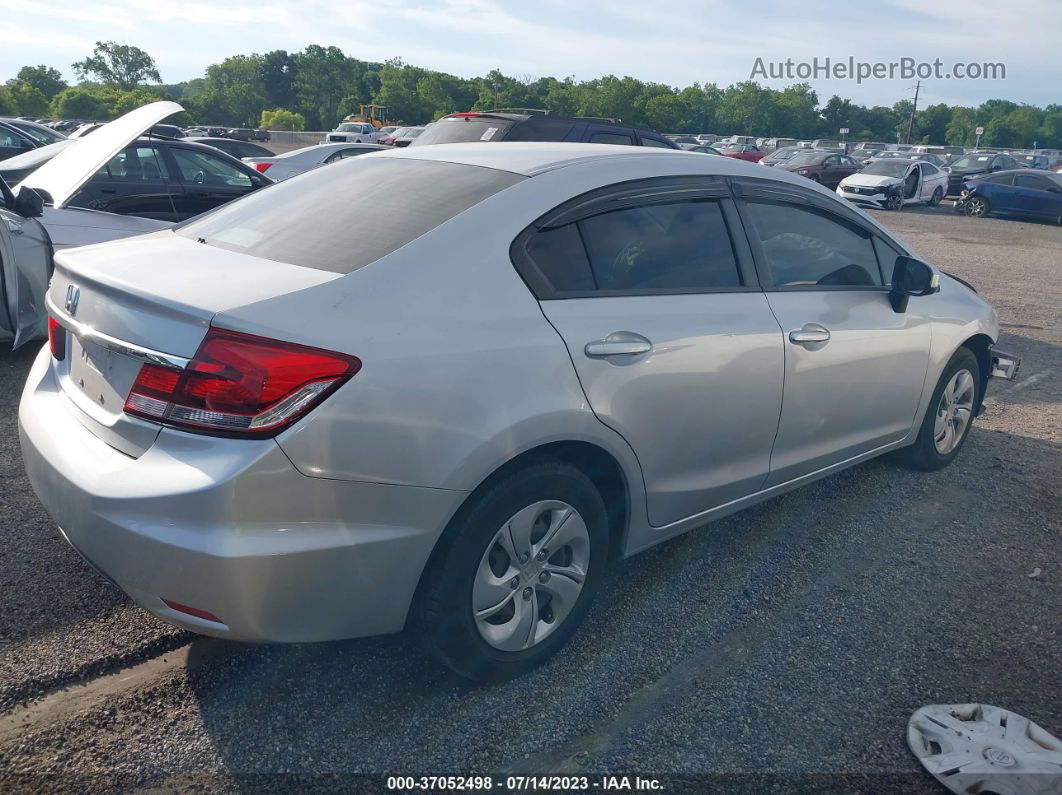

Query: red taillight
48 316 66 360
123 328 360 437
253 162 272 173
450 112 482 118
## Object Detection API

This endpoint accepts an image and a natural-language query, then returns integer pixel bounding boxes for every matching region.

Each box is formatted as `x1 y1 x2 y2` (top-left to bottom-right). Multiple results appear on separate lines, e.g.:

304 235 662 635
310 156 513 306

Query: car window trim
731 186 895 293
511 177 759 299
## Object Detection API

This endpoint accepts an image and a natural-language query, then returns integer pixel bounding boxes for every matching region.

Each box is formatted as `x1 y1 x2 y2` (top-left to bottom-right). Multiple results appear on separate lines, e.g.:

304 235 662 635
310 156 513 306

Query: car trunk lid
47 233 341 456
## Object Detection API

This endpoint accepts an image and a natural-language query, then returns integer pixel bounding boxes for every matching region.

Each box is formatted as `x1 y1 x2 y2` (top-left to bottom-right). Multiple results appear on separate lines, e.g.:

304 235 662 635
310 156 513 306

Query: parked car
376 126 398 140
324 123 379 144
68 123 104 139
811 139 842 150
958 169 1062 223
774 150 862 188
251 129 271 142
0 118 67 146
185 137 274 160
18 142 1017 682
1010 153 1050 170
853 142 888 155
837 159 948 210
0 103 184 346
718 143 767 162
759 138 799 153
680 144 723 155
0 121 41 162
244 142 388 180
669 135 701 146
6 132 270 222
392 126 427 147
410 111 678 149
149 124 185 138
759 146 805 167
226 128 257 141
946 153 1022 195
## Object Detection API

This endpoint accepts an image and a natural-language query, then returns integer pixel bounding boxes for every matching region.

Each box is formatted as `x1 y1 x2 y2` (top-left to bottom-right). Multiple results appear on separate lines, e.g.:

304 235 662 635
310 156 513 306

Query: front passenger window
744 201 882 288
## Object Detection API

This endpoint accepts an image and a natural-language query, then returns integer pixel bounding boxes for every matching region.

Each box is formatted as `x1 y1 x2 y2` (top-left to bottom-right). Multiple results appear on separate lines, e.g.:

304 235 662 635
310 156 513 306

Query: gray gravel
0 207 1059 791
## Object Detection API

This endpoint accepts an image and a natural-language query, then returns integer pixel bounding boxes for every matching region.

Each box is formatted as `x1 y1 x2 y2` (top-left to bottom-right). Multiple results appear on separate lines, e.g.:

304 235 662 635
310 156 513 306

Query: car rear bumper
18 347 467 642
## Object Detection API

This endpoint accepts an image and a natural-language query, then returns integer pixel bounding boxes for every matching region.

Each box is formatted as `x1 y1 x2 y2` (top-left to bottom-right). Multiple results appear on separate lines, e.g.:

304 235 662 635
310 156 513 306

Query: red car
718 143 767 162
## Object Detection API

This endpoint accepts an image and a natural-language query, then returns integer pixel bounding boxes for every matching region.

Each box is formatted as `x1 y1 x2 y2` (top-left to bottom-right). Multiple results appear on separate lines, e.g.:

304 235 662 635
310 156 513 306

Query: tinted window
984 172 1014 186
640 136 674 149
412 118 515 145
589 132 635 145
177 159 524 274
0 128 26 148
577 200 741 291
1015 173 1050 190
921 163 939 175
523 224 596 292
505 120 576 142
744 201 882 288
171 148 252 187
97 145 171 182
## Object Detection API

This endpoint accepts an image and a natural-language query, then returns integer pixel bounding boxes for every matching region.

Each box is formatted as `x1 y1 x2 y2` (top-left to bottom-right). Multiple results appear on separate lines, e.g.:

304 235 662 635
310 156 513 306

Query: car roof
362 141 823 181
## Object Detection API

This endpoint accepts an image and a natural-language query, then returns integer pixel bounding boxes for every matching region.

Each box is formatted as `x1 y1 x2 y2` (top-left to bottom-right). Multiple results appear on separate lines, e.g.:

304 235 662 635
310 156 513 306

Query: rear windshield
413 117 516 145
175 157 524 274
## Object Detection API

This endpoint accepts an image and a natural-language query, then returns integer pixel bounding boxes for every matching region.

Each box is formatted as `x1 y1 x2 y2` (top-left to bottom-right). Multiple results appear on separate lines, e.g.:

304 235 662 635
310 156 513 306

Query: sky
3 0 1059 109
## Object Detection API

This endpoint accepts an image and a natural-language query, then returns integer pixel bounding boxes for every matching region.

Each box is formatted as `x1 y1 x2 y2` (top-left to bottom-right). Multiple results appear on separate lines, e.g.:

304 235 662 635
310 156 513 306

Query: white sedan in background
244 142 389 181
837 158 949 210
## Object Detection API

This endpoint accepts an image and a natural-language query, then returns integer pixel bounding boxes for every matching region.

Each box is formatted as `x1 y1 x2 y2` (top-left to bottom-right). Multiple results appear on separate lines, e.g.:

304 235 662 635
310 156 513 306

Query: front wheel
965 196 990 218
413 460 609 681
899 348 980 471
886 191 904 211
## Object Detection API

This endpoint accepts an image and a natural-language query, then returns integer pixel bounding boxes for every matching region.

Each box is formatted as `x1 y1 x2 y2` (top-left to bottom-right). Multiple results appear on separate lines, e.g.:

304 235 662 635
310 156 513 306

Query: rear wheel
965 196 990 218
899 348 980 471
928 187 944 207
413 460 609 681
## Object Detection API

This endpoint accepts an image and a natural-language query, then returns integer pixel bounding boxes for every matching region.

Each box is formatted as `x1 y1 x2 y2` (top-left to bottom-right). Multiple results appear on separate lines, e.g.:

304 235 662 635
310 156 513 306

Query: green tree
717 81 774 135
916 103 952 145
49 86 111 120
293 45 361 128
260 50 298 111
15 65 67 100
72 41 162 89
260 108 305 130
945 107 979 146
191 54 267 126
4 82 49 116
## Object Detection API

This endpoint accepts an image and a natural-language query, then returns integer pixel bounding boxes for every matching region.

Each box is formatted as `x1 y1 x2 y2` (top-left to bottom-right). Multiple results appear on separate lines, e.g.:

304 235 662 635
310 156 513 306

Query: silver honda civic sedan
19 143 1018 680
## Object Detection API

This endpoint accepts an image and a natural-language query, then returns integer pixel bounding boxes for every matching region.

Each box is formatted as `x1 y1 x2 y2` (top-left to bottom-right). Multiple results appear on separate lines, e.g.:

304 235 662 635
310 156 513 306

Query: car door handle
584 332 653 358
788 324 831 346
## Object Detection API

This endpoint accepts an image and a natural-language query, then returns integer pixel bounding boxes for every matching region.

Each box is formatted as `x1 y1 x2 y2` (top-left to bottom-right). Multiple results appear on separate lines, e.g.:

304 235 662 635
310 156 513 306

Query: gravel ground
0 206 1059 792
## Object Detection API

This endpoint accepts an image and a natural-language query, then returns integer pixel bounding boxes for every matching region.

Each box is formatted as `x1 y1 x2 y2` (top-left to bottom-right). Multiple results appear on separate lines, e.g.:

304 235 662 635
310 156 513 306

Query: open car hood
17 101 183 209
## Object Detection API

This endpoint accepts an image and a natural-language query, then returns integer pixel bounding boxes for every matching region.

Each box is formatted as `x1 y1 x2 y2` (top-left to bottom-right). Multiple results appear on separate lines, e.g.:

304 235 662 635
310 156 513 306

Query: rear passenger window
590 132 635 145
640 137 674 149
517 199 742 295
744 201 882 288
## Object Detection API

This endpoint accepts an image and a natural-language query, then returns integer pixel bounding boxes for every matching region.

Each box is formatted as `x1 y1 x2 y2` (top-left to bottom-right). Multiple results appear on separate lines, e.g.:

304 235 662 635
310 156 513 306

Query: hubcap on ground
934 369 975 455
472 500 590 651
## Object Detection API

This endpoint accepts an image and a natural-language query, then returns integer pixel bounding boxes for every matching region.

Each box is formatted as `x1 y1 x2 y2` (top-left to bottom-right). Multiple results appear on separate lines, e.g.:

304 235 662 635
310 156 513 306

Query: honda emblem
65 285 80 316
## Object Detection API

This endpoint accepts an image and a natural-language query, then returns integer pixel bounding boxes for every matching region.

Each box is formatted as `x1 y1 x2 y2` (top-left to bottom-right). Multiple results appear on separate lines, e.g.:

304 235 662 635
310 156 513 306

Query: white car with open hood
837 158 949 210
0 102 180 346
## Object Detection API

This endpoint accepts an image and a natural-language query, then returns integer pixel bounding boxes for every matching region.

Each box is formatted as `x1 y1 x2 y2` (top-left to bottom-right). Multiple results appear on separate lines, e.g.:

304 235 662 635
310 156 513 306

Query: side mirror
14 185 44 218
890 256 940 313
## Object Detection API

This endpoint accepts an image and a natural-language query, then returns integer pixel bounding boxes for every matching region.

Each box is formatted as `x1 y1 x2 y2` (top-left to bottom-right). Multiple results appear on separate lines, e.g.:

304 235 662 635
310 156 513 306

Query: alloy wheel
934 369 975 455
965 197 988 217
473 500 590 652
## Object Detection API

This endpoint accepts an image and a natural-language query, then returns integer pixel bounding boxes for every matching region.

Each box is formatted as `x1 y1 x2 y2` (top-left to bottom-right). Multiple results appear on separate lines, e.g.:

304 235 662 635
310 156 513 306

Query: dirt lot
0 206 1058 792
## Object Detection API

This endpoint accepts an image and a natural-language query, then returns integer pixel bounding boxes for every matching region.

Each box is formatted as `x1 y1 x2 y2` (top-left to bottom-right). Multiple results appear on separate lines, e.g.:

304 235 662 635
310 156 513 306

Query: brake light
450 112 482 118
48 316 66 360
124 328 360 436
253 162 272 173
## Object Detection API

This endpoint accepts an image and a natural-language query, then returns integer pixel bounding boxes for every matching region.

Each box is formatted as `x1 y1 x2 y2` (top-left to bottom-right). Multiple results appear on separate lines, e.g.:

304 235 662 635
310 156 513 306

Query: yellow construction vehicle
343 104 391 129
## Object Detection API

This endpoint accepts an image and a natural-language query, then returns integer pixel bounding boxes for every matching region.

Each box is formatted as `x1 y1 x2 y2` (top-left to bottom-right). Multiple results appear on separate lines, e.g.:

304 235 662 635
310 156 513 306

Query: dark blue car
961 169 1062 224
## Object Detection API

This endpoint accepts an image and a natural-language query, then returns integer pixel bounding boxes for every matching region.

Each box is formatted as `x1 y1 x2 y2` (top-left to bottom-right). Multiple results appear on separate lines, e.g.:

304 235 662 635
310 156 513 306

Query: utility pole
905 80 920 145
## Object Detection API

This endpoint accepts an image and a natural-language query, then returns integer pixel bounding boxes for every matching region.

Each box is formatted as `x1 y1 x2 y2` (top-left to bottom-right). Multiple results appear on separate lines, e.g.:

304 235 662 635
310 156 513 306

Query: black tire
899 348 980 471
412 459 609 681
929 187 944 207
